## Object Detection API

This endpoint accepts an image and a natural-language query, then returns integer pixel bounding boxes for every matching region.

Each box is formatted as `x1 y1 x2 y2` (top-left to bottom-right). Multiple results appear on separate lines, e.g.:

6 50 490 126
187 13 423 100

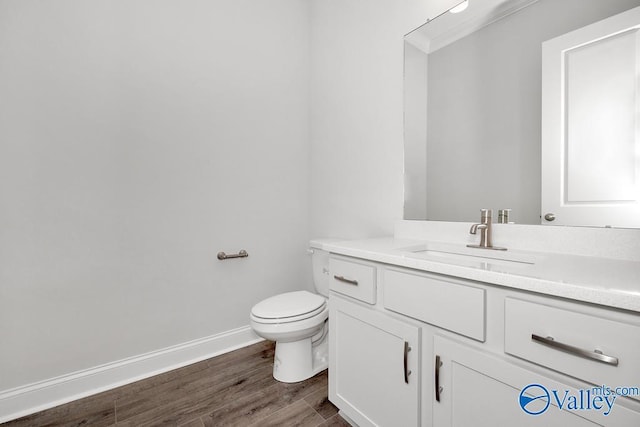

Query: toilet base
272 325 328 383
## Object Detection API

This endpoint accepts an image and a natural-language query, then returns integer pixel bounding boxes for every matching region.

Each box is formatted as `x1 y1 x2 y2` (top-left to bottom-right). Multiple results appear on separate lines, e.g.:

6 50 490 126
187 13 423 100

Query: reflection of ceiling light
450 0 469 13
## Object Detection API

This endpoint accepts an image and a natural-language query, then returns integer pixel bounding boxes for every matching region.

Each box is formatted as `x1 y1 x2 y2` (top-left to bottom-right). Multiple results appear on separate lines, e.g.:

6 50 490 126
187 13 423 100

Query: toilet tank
310 240 335 297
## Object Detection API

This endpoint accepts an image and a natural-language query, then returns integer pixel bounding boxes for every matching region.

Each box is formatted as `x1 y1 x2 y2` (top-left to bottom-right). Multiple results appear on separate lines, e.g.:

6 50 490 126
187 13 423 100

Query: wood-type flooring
2 341 349 427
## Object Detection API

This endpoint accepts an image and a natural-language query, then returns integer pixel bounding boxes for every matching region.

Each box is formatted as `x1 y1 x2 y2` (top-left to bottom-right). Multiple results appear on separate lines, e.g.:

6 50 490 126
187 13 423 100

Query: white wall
309 0 458 239
0 0 484 416
0 0 310 394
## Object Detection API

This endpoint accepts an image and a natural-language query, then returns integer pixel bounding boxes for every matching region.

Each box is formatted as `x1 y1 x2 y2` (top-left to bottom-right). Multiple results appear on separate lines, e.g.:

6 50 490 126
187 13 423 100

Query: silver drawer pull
333 275 358 286
531 334 619 366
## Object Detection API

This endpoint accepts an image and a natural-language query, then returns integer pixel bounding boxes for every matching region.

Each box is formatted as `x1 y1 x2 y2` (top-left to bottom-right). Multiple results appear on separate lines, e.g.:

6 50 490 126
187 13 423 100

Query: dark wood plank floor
2 341 350 427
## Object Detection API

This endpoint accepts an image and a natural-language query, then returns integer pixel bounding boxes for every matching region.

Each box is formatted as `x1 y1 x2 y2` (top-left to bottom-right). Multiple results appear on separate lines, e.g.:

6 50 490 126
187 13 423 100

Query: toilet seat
251 291 326 324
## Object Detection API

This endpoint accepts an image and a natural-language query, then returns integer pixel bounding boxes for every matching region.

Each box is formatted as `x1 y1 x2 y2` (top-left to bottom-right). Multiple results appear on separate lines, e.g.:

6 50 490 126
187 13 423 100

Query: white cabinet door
432 335 640 427
329 296 420 427
541 6 640 227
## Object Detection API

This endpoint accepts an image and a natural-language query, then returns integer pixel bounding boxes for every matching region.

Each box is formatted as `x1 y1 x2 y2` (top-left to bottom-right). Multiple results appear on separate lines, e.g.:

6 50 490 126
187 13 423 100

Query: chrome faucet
467 209 507 251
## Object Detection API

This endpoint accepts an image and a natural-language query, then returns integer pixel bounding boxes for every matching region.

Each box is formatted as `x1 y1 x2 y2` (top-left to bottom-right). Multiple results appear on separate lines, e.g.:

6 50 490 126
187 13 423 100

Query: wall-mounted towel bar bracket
217 250 249 260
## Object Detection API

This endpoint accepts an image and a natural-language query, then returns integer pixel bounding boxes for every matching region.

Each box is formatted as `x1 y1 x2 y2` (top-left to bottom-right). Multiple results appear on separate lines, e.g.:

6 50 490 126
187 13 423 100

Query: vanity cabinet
329 255 378 305
329 296 421 427
503 298 640 391
327 254 640 427
383 268 486 341
432 335 640 427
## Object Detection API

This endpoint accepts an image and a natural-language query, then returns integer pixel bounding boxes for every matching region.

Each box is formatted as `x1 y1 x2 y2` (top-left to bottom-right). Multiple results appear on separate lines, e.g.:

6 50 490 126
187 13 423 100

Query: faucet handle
469 223 488 235
498 209 512 224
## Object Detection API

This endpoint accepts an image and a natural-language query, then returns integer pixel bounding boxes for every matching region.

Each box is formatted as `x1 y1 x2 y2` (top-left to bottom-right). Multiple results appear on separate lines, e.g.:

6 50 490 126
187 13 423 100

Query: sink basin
401 244 536 270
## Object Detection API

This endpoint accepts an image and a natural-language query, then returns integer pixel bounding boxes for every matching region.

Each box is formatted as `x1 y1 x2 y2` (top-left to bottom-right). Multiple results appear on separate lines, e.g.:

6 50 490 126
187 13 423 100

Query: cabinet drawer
383 268 485 341
329 256 376 304
505 298 640 396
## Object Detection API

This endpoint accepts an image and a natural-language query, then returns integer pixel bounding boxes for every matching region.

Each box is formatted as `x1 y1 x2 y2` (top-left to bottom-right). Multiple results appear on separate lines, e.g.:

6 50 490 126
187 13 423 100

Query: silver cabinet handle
403 341 412 384
435 355 442 402
544 213 556 222
333 275 358 286
531 334 618 366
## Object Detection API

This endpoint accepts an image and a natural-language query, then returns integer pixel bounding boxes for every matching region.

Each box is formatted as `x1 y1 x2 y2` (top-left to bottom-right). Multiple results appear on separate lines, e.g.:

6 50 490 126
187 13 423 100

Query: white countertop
321 237 640 313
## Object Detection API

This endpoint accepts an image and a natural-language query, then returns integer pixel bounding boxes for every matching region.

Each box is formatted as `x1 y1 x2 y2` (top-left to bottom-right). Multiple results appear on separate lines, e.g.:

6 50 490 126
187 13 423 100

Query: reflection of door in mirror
542 6 640 227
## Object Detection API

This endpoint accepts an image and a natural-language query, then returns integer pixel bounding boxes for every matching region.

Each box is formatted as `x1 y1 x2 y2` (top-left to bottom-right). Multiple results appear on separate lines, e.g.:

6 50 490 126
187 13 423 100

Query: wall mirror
403 0 640 227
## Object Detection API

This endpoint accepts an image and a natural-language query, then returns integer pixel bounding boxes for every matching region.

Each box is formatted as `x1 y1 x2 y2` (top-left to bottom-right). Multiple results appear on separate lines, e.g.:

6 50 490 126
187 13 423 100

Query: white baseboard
0 326 263 423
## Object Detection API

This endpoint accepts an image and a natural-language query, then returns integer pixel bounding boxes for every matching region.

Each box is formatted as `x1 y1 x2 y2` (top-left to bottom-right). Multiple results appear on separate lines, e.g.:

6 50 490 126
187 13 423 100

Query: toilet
249 243 330 383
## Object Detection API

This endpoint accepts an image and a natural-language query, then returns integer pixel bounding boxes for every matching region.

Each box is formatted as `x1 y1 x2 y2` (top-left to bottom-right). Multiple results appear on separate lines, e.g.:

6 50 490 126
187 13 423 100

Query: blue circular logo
519 384 550 415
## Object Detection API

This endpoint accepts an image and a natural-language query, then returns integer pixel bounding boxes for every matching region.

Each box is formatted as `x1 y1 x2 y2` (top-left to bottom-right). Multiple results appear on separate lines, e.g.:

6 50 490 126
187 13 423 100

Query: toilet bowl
249 243 331 383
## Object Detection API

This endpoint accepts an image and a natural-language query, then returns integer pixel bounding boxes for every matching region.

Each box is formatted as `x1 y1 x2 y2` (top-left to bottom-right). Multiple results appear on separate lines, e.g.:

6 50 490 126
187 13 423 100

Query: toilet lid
251 291 326 320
